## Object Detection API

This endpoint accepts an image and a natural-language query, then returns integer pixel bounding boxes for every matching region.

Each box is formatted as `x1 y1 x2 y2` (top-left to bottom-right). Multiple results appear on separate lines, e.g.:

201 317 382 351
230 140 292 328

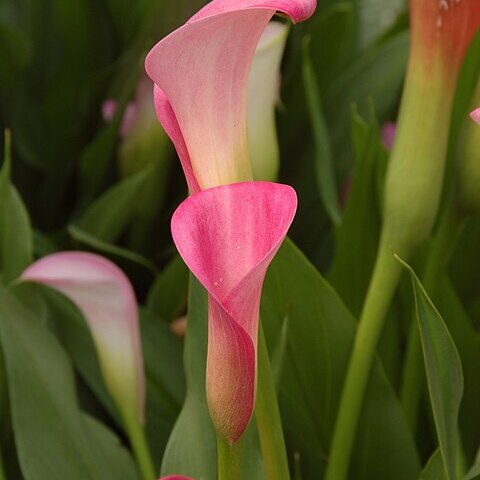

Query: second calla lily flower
21 252 145 425
145 0 316 192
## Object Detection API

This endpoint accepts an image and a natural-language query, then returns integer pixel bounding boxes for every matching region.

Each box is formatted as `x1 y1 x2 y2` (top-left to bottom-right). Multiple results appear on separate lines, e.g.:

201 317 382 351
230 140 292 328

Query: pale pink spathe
145 0 316 192
171 182 297 442
21 252 145 424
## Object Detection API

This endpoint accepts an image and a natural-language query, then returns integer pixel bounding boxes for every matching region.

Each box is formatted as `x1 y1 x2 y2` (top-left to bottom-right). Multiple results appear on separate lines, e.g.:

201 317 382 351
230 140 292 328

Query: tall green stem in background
324 241 402 480
324 1 479 479
123 413 156 480
255 323 291 480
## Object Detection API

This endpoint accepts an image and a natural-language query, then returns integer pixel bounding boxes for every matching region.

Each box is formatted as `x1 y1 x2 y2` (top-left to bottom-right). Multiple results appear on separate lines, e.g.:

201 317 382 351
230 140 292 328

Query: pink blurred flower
381 122 396 151
21 252 145 425
470 108 480 125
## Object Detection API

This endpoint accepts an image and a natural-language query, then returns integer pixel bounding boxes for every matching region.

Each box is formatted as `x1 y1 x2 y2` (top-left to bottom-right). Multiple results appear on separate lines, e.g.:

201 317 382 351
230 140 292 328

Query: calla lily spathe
21 252 145 425
145 0 316 192
171 181 297 443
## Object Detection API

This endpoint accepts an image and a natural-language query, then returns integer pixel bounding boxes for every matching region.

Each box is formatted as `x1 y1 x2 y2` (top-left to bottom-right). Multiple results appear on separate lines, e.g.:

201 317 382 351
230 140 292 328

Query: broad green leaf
0 285 139 480
435 278 480 462
75 165 152 242
140 308 185 467
262 239 420 479
0 131 33 283
419 450 448 480
302 38 341 226
82 414 140 480
146 254 189 322
160 276 264 479
160 276 216 478
160 277 215 476
398 257 464 480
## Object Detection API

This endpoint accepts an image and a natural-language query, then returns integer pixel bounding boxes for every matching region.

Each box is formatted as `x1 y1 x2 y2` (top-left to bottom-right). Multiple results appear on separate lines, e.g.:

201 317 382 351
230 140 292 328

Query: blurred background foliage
2 0 480 478
0 0 409 280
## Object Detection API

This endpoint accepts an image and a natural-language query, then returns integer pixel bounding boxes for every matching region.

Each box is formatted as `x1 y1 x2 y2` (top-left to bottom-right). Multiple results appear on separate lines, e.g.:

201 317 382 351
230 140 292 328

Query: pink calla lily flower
21 252 145 425
145 0 316 193
471 108 480 125
171 181 297 443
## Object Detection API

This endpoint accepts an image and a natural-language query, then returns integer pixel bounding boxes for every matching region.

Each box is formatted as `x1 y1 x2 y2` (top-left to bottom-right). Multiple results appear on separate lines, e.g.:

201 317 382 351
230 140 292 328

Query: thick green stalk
217 434 242 480
124 413 156 480
255 322 290 480
324 240 403 480
401 200 467 429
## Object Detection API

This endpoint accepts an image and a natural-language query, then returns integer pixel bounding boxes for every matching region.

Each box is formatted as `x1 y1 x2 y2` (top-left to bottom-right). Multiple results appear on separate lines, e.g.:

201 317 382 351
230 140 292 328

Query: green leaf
326 31 408 175
140 308 185 467
160 276 264 479
307 3 355 90
160 276 216 478
262 239 420 479
419 450 448 480
0 131 33 283
75 165 152 242
302 38 341 226
397 256 464 480
82 414 140 480
146 255 189 322
435 278 480 462
328 109 383 316
78 65 140 204
0 21 31 94
0 285 139 480
68 224 157 274
465 446 480 480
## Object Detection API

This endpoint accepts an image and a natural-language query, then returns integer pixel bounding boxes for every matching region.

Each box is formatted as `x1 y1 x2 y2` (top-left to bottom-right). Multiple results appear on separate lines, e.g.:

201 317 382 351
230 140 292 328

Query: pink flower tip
158 476 194 480
470 108 480 125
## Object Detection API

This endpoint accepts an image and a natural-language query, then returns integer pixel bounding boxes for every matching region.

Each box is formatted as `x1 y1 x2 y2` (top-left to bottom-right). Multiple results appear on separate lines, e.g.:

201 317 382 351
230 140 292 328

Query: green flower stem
324 240 402 480
124 413 156 480
400 200 467 429
217 434 242 480
255 322 290 480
